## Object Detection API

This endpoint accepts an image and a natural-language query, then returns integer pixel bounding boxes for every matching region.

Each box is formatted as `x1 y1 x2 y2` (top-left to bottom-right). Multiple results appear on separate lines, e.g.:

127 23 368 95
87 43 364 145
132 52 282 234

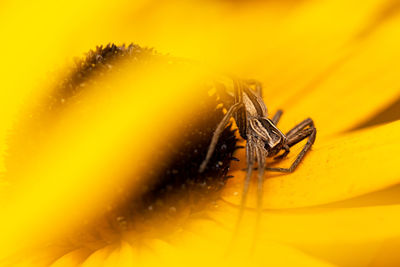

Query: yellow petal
223 120 400 208
1 1 400 266
50 248 91 267
81 245 115 267
140 234 337 267
0 58 214 260
207 202 400 266
268 14 400 136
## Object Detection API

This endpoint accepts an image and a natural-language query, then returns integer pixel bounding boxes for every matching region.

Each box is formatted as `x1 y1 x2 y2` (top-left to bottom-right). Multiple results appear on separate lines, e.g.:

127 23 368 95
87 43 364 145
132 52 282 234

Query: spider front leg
199 102 243 173
267 118 316 173
271 109 283 125
270 109 289 161
200 79 246 173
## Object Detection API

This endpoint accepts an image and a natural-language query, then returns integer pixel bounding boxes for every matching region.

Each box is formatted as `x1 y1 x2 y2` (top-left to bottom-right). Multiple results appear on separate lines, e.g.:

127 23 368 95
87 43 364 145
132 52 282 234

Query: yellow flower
1 0 400 266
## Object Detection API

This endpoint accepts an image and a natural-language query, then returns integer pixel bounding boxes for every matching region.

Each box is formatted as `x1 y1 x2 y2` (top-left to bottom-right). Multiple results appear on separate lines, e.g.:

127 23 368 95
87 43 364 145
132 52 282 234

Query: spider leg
273 144 290 161
269 109 286 161
267 118 316 173
248 141 267 253
271 109 283 125
244 79 263 97
215 82 235 108
199 102 243 173
255 142 266 213
286 118 313 139
273 116 309 161
234 136 256 230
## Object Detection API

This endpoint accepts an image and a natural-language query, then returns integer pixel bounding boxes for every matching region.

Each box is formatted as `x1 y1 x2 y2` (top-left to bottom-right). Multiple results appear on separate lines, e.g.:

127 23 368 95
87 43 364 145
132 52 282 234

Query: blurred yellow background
0 0 400 266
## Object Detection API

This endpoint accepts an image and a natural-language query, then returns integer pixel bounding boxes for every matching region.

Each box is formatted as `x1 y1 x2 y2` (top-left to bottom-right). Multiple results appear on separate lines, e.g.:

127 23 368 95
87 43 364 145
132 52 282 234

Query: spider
199 78 316 213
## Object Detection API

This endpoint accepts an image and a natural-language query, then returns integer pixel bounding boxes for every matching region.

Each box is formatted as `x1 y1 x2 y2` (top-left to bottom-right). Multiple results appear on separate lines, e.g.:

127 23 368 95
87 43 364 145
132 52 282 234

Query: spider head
257 118 287 157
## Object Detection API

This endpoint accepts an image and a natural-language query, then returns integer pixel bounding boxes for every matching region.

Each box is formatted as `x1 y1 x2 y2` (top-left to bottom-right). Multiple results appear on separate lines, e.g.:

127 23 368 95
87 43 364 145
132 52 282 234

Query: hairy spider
199 78 316 214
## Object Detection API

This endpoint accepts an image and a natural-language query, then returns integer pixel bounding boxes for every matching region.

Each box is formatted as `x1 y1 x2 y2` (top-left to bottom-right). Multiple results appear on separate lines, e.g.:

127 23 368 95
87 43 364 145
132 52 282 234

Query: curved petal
1 1 400 266
139 234 337 267
208 202 400 267
223 120 400 209
81 245 115 267
50 248 91 267
269 15 400 137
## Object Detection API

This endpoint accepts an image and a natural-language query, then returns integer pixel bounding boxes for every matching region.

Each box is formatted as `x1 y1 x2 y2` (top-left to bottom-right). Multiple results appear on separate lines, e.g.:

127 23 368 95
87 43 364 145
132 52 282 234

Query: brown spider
199 78 316 214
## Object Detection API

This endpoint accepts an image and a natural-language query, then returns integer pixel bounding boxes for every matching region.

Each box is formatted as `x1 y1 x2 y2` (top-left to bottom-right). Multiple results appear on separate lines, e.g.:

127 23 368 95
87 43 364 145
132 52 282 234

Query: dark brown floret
5 43 239 236
51 43 159 111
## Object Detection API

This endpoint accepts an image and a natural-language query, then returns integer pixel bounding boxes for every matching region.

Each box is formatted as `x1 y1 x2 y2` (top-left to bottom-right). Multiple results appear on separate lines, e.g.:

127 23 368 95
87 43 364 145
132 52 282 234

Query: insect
199 78 316 214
